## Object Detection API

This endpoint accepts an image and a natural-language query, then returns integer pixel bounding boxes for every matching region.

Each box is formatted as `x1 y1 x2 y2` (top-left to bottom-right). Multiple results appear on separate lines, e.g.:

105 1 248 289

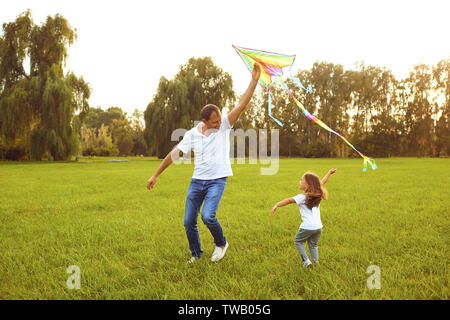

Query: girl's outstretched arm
271 197 296 215
321 168 337 185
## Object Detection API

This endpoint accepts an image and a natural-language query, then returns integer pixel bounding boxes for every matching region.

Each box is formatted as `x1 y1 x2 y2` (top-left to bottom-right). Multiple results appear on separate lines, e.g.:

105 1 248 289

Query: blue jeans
184 177 228 258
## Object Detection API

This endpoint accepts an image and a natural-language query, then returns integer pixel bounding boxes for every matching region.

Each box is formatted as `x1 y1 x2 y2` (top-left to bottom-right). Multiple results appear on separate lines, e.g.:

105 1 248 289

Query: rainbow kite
233 45 377 172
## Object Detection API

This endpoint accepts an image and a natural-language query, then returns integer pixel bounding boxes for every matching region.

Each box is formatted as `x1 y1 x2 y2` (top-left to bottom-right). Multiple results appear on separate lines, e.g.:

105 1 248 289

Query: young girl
270 168 337 268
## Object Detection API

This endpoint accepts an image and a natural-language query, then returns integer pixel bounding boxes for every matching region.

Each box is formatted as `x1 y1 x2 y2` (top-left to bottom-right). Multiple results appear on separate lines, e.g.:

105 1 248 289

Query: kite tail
363 157 378 172
278 76 376 171
289 65 312 93
268 88 283 127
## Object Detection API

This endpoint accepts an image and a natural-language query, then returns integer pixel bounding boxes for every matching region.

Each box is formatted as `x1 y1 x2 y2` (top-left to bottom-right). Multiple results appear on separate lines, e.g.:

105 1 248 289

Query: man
147 64 261 263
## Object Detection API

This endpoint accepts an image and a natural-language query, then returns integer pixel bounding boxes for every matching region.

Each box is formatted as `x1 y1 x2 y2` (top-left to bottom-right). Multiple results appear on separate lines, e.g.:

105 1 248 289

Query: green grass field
0 157 449 300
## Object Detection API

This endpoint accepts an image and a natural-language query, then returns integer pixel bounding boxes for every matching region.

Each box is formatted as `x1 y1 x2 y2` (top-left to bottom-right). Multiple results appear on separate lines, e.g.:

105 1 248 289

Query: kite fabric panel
232 45 377 172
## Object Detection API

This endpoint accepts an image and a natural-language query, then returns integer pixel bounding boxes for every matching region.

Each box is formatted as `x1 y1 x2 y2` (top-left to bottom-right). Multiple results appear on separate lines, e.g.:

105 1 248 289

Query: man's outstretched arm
147 147 182 190
227 64 261 127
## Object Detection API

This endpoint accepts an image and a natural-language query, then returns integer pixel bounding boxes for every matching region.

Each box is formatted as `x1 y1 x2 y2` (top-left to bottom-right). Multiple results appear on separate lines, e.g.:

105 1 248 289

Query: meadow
0 157 448 300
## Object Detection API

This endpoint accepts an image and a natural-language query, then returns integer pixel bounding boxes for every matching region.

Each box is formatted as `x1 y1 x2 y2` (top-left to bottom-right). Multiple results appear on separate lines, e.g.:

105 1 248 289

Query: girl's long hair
303 172 328 209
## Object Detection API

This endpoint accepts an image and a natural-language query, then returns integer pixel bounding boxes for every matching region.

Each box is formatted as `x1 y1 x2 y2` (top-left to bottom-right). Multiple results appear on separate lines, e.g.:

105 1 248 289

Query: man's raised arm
147 147 183 190
227 64 261 127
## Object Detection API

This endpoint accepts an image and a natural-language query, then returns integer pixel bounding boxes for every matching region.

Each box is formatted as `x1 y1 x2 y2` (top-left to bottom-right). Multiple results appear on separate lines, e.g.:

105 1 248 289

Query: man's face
203 111 222 130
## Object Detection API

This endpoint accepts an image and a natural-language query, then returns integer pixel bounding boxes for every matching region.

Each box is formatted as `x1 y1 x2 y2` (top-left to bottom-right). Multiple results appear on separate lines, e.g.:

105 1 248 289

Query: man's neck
199 122 217 137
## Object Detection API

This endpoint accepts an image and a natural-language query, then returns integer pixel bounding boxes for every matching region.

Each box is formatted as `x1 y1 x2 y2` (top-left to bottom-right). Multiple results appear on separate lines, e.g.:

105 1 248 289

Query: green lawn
0 157 448 299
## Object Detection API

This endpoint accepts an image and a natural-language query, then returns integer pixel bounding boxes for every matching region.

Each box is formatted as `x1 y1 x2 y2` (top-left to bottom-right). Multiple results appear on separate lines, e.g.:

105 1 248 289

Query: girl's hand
270 205 278 215
329 168 337 174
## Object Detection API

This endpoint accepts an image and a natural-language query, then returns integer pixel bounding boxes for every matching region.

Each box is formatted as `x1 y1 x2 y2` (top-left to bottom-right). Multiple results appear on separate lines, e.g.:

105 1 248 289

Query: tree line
145 58 449 159
235 60 449 159
1 11 448 160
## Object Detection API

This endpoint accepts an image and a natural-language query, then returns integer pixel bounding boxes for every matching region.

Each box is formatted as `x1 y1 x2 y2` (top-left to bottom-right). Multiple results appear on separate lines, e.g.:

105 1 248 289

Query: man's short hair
201 104 220 121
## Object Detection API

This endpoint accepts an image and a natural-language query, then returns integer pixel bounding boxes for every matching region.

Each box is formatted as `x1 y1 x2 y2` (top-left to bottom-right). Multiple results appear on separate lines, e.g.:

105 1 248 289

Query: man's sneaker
211 242 229 262
303 259 312 268
188 256 199 264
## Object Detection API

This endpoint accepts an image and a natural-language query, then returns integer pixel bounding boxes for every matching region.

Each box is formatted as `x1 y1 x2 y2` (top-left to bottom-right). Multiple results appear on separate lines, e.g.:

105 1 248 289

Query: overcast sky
1 0 449 115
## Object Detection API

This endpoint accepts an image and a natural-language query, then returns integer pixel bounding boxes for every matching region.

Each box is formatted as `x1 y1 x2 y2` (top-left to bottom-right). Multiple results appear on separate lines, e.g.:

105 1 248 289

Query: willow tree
144 57 235 158
0 10 90 160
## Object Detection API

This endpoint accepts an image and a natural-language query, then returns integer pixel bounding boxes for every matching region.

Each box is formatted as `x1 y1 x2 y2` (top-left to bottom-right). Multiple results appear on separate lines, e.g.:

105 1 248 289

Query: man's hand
252 63 261 82
146 148 180 191
147 176 157 190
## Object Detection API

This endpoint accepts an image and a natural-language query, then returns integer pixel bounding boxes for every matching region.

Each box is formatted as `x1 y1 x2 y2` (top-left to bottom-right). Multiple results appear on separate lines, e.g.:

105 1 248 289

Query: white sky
1 0 449 115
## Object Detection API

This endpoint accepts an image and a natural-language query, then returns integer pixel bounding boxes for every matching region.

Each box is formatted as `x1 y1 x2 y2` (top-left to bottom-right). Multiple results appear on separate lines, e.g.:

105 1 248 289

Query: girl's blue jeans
184 177 228 258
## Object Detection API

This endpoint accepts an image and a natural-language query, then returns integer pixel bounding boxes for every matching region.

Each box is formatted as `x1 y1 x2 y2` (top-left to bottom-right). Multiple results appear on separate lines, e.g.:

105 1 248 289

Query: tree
306 62 351 157
144 57 235 158
110 118 133 155
83 106 126 131
0 10 90 160
432 59 450 156
80 124 118 156
368 69 403 157
83 106 143 156
130 108 147 156
402 64 435 156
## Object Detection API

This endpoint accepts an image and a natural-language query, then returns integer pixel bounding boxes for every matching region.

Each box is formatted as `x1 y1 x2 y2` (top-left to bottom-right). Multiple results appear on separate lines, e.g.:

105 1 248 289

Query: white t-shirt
292 193 323 230
177 115 233 180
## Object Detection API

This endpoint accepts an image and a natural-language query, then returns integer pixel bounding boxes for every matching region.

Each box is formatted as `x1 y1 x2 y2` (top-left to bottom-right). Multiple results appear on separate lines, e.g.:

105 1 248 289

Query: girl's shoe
303 259 313 268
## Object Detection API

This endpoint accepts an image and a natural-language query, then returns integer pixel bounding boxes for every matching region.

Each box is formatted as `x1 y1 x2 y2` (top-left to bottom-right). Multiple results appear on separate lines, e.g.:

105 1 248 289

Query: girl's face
299 176 307 191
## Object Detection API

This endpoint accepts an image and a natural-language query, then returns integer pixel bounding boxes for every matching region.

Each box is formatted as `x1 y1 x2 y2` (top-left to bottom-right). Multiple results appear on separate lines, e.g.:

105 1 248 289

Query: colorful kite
232 45 377 171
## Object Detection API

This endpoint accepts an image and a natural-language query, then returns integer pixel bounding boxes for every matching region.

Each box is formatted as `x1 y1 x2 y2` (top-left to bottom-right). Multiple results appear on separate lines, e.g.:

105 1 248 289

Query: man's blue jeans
184 177 227 258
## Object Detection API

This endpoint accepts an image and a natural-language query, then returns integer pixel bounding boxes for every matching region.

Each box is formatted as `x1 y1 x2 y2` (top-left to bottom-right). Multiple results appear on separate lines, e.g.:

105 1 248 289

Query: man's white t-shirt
177 115 233 180
292 193 323 230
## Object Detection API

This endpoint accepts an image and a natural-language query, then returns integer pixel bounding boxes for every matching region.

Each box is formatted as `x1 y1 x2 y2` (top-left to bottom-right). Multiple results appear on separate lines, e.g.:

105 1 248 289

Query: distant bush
300 142 333 158
0 142 27 160
81 146 118 157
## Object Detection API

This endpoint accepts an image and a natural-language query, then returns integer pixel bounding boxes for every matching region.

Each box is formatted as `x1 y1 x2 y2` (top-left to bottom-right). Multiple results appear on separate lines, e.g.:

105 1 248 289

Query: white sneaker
303 259 312 268
188 256 199 264
211 242 229 262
